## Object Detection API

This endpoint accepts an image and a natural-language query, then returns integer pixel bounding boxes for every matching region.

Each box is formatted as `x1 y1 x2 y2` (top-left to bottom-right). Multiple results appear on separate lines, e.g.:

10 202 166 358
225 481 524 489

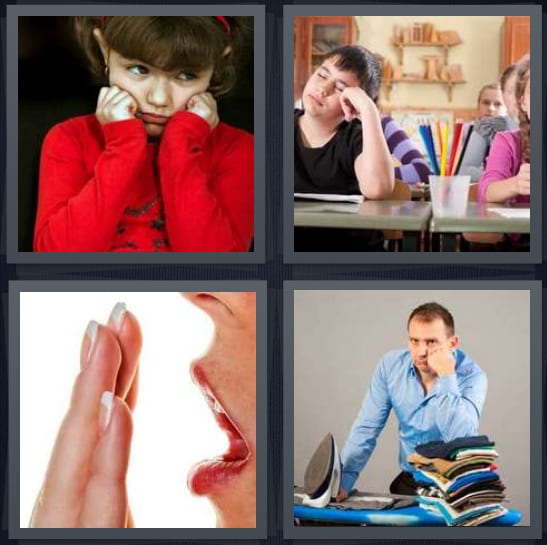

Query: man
337 302 487 500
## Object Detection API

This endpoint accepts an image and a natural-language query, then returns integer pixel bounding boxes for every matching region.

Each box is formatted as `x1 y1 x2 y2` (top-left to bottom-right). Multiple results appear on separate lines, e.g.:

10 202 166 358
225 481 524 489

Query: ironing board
294 504 522 526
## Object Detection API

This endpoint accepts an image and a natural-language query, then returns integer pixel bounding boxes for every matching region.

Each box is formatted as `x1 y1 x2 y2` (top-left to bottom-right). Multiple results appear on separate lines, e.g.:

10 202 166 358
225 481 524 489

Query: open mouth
187 363 251 495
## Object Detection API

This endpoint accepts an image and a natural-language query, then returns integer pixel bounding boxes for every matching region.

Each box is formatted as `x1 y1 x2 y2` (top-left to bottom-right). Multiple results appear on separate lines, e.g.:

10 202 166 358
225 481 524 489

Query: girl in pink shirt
478 56 530 204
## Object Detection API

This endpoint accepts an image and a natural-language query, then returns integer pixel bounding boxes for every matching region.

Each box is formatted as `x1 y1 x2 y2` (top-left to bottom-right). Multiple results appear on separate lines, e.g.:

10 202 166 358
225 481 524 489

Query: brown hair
477 82 501 105
514 54 530 163
324 45 382 104
500 63 519 92
74 16 252 96
407 302 455 337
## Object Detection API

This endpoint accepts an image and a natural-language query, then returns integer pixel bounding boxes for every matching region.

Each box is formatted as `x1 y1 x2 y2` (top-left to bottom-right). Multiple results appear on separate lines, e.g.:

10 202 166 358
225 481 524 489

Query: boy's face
301 58 361 122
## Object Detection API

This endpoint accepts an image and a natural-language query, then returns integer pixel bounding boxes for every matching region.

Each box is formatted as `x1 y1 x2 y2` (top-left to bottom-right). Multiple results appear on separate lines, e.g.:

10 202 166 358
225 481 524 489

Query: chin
211 466 257 528
144 124 165 138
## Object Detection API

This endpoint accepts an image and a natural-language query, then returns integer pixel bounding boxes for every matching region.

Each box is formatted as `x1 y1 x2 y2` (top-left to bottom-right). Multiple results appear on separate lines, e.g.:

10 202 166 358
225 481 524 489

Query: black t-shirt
294 109 363 194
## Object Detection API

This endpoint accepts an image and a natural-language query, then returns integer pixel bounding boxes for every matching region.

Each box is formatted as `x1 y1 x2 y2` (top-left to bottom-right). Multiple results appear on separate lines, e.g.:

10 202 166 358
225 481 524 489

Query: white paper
294 192 364 204
487 208 530 219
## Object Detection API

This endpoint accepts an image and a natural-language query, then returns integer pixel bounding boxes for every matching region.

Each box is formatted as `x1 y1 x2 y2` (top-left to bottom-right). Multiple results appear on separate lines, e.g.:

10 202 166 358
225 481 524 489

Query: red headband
98 16 231 35
215 16 231 35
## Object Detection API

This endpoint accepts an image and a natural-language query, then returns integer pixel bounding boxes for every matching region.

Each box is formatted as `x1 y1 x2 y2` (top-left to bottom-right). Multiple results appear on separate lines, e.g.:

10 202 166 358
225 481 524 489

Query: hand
335 488 349 502
339 87 376 122
96 86 138 125
513 163 530 196
29 304 142 528
187 92 219 130
427 346 456 377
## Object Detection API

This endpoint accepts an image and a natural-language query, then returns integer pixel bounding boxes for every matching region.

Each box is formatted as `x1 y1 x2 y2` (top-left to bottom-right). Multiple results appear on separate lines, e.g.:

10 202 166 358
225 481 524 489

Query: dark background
2 3 547 545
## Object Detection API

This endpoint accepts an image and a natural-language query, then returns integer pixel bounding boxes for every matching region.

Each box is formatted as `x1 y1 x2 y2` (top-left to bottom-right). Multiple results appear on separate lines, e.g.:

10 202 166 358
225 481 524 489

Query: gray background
293 290 530 525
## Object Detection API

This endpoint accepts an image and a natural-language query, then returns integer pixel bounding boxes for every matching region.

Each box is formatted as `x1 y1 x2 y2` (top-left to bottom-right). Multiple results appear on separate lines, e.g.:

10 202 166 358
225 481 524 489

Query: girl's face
183 292 256 528
477 88 506 118
95 31 214 138
520 77 530 120
502 72 519 121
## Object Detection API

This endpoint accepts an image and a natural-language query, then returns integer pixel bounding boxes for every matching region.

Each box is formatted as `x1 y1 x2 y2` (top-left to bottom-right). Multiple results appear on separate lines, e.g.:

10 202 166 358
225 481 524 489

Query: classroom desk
429 202 530 251
294 200 432 232
409 183 430 201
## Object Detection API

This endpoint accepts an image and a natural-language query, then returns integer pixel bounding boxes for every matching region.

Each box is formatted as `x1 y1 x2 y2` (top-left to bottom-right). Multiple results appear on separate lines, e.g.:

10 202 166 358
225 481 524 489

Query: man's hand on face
426 346 456 376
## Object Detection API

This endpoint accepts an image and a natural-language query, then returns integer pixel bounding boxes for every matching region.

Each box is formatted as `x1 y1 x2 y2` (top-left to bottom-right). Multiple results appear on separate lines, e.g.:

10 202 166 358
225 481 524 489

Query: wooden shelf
391 39 462 47
383 79 466 102
385 26 465 103
392 38 462 66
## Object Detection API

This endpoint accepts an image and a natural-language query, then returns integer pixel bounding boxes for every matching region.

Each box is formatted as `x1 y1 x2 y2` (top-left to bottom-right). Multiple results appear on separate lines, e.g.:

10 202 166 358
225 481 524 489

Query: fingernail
86 320 99 361
100 391 114 431
109 302 127 330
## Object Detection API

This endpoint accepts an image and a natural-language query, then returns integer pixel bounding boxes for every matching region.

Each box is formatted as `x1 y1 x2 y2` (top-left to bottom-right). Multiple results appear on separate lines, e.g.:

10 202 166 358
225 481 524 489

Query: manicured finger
80 395 133 527
40 325 122 512
72 324 122 422
106 303 142 405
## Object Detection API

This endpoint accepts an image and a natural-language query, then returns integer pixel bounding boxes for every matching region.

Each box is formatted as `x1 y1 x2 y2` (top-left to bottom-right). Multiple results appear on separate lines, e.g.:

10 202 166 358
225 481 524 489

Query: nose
146 77 171 108
182 292 233 322
318 79 334 97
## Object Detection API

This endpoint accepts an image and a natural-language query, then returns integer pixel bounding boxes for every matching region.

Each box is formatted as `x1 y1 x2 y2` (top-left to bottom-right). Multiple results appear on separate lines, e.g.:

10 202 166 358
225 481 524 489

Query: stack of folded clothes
408 435 507 526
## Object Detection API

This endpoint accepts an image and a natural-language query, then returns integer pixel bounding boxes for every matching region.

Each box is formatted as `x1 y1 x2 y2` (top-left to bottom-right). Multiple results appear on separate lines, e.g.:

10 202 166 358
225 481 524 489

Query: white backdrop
19 291 224 528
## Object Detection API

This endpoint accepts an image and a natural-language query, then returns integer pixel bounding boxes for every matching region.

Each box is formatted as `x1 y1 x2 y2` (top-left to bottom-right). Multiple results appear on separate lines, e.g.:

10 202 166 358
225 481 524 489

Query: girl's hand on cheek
186 92 219 131
96 86 138 125
514 163 530 196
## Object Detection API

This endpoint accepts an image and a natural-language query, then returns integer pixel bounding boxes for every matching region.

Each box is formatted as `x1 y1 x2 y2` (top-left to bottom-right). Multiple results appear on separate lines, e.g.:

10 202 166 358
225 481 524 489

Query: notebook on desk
294 193 364 204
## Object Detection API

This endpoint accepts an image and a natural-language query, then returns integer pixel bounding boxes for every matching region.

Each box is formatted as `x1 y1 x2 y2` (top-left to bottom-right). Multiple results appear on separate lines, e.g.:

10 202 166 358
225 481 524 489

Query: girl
458 80 516 182
476 83 507 119
478 56 530 204
34 17 254 252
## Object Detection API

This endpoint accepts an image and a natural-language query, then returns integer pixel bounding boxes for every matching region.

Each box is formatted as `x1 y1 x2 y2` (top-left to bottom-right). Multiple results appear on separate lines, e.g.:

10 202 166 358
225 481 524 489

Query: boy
295 45 394 198
294 45 394 251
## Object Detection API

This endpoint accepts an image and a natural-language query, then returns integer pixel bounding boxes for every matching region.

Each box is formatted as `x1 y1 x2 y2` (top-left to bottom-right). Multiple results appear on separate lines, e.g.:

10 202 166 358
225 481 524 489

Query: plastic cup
429 175 471 217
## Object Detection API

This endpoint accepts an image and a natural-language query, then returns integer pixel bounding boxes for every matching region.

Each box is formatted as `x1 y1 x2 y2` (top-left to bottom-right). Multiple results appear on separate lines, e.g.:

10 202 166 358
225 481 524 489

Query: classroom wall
354 16 505 109
293 290 530 525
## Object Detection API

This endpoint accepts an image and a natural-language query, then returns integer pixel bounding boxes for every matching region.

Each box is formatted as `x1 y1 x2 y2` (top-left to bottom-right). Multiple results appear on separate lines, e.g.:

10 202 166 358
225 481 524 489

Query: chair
461 183 503 247
384 180 412 252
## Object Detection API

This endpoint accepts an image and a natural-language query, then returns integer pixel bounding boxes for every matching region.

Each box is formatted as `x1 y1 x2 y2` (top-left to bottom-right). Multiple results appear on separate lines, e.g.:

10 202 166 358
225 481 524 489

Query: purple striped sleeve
382 116 432 184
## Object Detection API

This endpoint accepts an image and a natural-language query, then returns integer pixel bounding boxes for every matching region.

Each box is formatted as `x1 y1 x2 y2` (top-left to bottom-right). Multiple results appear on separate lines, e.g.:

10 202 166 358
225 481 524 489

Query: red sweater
34 112 254 252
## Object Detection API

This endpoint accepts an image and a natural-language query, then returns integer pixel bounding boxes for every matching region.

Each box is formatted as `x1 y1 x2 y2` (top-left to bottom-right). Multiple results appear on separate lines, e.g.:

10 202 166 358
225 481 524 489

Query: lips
187 362 251 495
308 93 324 107
138 112 170 125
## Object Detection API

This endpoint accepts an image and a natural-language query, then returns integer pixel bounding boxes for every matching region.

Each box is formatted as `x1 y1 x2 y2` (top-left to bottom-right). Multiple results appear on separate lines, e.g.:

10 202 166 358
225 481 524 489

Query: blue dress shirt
340 348 488 493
